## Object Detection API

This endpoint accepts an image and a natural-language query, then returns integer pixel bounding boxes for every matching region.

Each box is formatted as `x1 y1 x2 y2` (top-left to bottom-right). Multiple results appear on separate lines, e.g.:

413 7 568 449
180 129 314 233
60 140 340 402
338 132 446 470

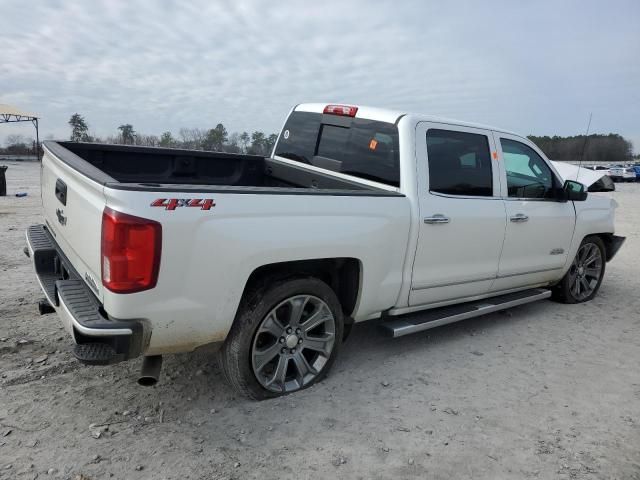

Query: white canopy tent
0 104 40 159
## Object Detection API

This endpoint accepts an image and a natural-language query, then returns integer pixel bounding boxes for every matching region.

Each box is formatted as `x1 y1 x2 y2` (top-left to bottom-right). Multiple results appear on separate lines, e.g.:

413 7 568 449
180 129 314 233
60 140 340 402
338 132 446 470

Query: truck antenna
577 113 592 181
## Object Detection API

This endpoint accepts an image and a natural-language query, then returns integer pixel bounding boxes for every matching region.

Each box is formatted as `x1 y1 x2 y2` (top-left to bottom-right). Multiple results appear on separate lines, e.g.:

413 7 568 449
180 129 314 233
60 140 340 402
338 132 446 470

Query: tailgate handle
55 178 67 206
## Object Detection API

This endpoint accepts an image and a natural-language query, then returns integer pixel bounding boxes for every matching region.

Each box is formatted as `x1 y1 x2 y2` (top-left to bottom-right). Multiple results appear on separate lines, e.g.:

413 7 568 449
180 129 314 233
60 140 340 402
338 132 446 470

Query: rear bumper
25 224 147 364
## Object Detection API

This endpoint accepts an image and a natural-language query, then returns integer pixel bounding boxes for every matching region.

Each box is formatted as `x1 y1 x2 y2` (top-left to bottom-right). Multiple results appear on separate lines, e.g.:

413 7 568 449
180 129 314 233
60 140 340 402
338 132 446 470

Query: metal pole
34 118 40 161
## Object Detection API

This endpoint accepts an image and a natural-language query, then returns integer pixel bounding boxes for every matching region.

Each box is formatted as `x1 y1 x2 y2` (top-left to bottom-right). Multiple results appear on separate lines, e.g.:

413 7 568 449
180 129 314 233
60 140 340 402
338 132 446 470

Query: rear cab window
274 111 400 187
426 129 493 197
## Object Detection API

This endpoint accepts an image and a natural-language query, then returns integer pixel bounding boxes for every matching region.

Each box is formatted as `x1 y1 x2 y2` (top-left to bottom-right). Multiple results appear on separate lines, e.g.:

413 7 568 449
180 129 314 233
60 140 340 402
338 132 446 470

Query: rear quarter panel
102 188 411 354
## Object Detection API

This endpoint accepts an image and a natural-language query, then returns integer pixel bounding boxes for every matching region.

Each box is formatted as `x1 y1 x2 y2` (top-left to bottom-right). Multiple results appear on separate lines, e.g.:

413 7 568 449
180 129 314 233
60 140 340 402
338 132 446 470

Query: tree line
1 114 637 163
527 133 634 164
66 113 279 156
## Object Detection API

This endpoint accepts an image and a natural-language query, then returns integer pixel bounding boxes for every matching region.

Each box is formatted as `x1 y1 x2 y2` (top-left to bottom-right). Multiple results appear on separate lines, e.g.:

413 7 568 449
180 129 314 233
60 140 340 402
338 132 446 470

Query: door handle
424 214 450 224
510 213 529 223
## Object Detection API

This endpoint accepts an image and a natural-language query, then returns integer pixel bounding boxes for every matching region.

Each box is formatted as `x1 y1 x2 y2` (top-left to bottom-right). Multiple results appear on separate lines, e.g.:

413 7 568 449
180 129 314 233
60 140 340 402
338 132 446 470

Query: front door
410 123 506 306
491 133 576 291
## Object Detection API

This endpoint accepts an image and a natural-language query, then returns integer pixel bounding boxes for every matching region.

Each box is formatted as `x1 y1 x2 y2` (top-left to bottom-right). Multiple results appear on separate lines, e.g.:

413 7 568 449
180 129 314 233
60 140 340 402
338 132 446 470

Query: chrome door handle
424 214 450 224
510 213 529 223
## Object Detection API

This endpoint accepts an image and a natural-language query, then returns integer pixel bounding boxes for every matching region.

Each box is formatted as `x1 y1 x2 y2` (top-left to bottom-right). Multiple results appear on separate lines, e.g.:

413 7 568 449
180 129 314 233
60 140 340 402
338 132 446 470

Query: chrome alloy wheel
568 242 603 301
251 295 336 393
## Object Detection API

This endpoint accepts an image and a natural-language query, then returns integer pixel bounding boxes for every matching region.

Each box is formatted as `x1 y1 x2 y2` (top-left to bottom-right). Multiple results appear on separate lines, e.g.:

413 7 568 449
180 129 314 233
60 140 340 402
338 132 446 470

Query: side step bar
380 288 551 338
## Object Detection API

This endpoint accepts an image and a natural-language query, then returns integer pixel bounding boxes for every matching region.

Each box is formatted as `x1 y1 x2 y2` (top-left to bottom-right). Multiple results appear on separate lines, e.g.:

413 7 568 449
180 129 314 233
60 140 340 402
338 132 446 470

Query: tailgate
41 145 106 302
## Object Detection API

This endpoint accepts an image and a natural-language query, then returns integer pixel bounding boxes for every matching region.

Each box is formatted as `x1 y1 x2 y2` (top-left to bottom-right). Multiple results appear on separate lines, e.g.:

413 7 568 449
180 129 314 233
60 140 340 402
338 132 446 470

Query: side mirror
563 180 587 201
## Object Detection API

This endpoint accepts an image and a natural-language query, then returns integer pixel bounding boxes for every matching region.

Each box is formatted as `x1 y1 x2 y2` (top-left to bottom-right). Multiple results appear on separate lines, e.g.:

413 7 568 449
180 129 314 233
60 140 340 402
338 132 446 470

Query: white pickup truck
26 103 625 399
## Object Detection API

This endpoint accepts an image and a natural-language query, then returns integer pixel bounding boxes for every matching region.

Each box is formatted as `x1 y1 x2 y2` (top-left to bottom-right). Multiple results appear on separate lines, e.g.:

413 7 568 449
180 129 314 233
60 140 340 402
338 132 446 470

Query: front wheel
552 236 606 303
219 277 344 400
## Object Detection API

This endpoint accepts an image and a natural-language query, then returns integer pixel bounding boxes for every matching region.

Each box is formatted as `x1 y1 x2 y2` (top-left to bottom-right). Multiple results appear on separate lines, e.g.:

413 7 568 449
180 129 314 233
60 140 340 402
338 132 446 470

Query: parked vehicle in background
585 165 611 176
632 165 640 181
25 103 625 399
608 165 636 182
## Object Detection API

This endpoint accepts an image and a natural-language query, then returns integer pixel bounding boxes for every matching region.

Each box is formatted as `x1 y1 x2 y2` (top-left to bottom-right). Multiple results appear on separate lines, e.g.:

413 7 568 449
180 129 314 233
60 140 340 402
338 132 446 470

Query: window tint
273 111 322 164
317 125 350 160
274 111 400 187
501 139 556 199
426 129 493 196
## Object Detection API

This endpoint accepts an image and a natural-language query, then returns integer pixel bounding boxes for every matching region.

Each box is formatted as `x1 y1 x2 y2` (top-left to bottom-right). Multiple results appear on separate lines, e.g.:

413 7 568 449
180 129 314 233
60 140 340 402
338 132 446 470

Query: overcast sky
1 0 639 152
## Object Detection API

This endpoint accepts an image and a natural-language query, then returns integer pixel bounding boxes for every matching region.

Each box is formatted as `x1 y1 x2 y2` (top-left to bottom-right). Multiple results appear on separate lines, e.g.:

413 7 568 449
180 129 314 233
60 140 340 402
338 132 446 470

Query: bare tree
4 134 33 154
6 134 27 147
134 134 159 147
239 131 250 153
179 128 206 150
227 132 241 153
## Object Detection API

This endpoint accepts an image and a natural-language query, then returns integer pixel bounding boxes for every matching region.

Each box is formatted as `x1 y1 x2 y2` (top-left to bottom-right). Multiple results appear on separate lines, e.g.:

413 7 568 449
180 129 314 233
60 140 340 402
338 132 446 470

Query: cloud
1 0 639 151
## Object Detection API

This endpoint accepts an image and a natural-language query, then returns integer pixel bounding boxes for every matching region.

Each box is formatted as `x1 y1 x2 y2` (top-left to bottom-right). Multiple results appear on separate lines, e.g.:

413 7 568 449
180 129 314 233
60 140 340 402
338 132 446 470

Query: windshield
274 111 400 187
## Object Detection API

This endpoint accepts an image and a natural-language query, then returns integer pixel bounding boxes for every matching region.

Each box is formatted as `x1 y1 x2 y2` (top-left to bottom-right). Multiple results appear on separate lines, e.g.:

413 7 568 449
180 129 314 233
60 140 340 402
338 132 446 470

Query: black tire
552 236 606 304
219 276 344 400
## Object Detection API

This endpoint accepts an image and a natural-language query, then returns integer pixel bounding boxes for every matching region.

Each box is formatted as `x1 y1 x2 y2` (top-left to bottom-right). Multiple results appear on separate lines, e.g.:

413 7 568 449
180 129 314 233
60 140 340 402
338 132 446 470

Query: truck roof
295 103 520 137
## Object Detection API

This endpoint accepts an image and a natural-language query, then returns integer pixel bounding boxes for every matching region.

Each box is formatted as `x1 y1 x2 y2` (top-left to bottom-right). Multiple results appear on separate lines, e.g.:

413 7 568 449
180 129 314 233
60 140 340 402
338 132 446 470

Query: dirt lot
1 161 639 480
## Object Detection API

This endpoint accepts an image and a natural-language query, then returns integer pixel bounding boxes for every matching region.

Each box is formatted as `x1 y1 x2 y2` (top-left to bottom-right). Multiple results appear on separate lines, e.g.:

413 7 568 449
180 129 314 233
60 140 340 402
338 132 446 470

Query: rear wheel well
590 233 617 261
241 258 361 321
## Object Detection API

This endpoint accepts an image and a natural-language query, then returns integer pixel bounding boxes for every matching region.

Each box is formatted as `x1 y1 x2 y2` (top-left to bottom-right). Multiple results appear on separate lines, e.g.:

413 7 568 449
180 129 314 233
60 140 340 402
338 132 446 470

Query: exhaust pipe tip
138 376 158 387
138 355 162 387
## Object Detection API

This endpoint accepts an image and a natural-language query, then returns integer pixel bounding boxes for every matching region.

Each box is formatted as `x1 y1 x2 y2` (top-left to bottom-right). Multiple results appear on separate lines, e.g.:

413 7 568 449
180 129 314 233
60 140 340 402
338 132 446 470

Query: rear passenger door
491 133 576 292
410 123 506 306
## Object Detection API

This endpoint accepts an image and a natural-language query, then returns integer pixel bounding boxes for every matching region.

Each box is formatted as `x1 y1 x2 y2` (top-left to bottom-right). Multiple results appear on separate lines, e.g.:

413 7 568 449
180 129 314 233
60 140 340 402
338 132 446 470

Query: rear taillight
323 104 358 117
101 207 161 293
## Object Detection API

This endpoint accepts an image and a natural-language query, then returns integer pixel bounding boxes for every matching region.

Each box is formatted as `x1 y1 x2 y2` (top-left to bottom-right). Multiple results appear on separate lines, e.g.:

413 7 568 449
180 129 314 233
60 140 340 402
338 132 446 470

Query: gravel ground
1 161 639 480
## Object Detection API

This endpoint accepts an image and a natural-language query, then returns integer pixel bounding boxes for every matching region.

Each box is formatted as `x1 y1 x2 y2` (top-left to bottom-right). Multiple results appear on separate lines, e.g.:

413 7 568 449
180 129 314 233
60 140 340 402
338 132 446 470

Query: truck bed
45 141 395 195
37 138 411 356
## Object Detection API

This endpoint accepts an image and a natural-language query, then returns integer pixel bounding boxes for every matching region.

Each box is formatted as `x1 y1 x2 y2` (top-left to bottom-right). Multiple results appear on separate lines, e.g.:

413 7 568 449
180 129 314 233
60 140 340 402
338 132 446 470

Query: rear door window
426 129 493 196
275 111 400 187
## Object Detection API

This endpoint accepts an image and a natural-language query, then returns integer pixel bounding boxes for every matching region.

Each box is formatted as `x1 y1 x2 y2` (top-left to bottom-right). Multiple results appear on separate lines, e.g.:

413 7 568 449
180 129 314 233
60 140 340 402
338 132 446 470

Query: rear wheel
552 236 605 303
220 277 343 400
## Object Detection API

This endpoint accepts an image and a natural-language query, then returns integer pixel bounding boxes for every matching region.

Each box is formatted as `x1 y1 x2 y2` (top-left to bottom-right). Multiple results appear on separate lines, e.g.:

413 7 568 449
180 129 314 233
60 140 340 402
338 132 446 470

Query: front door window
501 138 556 199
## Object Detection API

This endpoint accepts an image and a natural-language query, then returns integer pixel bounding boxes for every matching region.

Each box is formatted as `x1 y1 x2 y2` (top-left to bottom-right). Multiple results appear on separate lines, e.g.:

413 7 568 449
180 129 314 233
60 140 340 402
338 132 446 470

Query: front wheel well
241 258 361 321
589 233 619 262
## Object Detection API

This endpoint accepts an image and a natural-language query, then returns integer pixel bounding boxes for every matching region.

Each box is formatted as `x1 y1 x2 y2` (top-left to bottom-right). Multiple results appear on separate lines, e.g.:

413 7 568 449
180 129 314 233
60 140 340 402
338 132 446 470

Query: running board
380 288 551 338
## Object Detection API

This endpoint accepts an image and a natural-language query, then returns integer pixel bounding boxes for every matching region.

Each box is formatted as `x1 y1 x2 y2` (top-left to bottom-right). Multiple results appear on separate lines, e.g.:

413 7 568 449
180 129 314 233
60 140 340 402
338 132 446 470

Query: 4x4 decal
151 198 215 211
